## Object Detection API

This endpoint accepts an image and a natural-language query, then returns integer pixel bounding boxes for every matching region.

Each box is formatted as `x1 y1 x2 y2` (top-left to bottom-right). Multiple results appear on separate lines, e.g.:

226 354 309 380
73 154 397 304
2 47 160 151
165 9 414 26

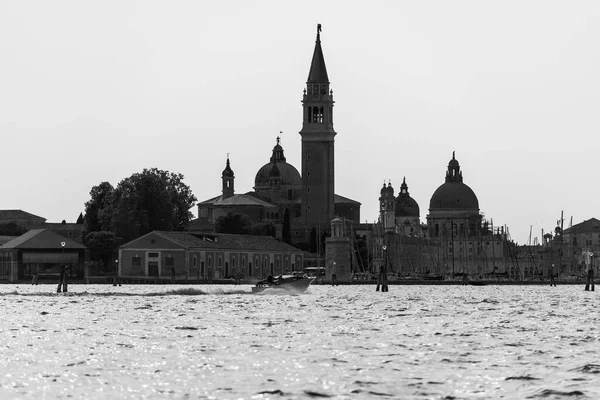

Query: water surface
0 284 598 399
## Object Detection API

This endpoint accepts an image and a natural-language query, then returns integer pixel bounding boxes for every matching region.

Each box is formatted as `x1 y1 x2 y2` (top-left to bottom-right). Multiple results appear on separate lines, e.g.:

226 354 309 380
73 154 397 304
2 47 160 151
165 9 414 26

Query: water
0 284 598 399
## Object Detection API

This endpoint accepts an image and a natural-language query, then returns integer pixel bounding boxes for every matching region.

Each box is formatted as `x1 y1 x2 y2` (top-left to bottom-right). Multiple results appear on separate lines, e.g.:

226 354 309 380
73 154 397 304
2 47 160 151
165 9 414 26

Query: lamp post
61 241 66 271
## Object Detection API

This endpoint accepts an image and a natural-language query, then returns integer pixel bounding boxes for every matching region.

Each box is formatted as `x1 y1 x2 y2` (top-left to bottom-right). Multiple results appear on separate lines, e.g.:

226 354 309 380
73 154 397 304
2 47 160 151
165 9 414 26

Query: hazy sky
1 1 599 245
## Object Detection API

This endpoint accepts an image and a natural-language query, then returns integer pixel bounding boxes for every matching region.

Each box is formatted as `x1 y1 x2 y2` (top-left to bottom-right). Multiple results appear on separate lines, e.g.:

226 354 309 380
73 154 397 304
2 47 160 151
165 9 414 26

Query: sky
1 1 599 245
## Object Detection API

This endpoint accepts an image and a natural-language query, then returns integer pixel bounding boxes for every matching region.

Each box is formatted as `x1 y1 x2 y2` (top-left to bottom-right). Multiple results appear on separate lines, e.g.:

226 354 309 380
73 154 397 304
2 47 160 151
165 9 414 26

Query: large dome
429 182 479 210
254 138 301 188
429 152 479 211
255 161 301 187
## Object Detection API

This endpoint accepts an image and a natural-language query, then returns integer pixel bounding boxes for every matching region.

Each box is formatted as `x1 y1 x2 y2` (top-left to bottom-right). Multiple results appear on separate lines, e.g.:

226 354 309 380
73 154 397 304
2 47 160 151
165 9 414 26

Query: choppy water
0 284 598 399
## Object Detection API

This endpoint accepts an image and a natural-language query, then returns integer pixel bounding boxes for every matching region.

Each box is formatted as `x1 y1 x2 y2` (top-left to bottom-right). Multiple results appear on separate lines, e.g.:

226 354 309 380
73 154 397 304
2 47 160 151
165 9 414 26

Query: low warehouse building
118 231 303 281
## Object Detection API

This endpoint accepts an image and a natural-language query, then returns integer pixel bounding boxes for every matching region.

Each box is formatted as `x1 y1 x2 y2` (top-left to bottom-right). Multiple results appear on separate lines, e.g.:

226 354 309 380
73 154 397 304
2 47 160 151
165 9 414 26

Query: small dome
396 178 419 217
222 157 234 178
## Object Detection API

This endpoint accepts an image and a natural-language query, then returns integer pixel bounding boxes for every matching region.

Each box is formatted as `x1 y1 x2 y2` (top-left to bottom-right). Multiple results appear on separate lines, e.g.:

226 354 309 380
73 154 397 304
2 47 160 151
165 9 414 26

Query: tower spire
307 24 329 83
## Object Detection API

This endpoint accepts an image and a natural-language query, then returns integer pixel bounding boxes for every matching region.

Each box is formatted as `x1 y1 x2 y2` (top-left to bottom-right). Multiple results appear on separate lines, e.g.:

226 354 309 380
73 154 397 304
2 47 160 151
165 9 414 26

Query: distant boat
469 281 488 286
422 273 445 281
252 273 315 294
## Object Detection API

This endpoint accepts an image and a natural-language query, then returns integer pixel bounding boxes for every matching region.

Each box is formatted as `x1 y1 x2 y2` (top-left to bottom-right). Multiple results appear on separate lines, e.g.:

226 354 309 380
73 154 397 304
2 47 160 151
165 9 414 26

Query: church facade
374 153 511 277
195 26 361 248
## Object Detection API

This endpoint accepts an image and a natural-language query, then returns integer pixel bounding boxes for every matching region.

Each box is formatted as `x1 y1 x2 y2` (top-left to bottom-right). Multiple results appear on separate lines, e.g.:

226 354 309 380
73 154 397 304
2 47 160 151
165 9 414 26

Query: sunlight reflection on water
0 284 599 399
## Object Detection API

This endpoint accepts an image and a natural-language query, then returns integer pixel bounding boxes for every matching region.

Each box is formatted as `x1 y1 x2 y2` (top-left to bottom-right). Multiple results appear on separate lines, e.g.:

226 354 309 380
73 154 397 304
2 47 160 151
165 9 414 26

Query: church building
195 25 361 248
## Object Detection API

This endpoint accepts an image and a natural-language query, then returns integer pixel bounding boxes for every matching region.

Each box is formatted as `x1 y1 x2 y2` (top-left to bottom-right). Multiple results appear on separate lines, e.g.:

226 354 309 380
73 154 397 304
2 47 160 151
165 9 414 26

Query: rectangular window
148 252 159 258
132 257 141 267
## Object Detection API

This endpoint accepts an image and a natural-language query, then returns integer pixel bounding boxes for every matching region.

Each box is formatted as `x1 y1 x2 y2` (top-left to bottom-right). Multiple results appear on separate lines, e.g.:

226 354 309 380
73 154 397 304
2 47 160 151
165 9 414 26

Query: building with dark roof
194 26 360 248
119 231 304 281
0 209 84 242
0 229 88 282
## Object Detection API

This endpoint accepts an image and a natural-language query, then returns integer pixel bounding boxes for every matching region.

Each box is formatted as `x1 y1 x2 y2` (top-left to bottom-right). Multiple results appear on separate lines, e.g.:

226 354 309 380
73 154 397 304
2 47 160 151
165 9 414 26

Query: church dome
429 152 479 211
429 182 479 210
254 138 301 188
395 178 420 217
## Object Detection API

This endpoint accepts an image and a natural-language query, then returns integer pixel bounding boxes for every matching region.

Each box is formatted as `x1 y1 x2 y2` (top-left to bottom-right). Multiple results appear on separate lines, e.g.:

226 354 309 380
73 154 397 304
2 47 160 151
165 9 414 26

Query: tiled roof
147 231 301 253
199 193 277 208
0 229 87 250
0 209 46 222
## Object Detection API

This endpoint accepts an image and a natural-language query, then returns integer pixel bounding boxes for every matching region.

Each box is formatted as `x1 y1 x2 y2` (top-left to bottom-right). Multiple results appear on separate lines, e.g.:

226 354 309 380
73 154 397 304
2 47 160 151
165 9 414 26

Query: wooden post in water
585 253 594 291
376 245 389 292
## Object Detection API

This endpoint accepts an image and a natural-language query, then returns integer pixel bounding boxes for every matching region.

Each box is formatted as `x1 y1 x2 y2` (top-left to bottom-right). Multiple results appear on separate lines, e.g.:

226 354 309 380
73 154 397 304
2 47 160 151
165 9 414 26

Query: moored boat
252 273 315 293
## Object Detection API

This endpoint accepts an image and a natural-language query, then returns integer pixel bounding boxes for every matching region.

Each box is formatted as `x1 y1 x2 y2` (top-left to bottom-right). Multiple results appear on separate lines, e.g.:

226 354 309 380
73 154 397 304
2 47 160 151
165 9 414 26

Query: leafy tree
85 231 120 271
76 213 84 224
248 221 276 237
215 213 275 237
83 182 115 241
282 209 291 244
111 168 197 243
215 213 253 234
0 222 28 236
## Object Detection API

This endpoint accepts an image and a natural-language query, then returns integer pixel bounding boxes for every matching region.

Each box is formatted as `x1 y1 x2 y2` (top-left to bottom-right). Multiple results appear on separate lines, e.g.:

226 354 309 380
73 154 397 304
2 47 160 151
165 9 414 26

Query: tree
111 168 197 243
215 213 253 234
0 222 27 236
85 231 120 271
214 213 275 237
76 212 84 224
282 209 291 244
83 182 115 241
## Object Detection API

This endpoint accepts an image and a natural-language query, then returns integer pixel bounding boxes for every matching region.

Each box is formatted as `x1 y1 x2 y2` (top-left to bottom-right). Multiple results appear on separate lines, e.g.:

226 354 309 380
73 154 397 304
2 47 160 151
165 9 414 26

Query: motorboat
252 272 315 293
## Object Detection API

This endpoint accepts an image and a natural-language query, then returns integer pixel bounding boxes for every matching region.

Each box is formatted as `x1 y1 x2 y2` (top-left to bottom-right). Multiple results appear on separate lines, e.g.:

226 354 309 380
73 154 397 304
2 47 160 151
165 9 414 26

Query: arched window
193 256 197 268
218 257 222 267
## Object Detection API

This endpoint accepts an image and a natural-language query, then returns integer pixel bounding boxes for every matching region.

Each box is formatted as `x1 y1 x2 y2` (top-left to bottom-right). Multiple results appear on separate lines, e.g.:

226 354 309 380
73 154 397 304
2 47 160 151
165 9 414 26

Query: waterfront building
0 229 88 282
194 26 361 249
559 217 600 275
0 209 84 242
118 231 303 280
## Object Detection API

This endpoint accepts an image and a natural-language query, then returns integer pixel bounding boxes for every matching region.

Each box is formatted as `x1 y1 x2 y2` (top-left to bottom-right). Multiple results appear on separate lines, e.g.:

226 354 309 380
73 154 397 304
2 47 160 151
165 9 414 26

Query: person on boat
585 266 594 291
267 274 274 285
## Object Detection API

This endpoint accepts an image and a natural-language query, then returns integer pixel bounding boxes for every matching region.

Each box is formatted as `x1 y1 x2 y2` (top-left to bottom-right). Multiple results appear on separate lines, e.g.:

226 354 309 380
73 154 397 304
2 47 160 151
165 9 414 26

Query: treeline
82 168 197 269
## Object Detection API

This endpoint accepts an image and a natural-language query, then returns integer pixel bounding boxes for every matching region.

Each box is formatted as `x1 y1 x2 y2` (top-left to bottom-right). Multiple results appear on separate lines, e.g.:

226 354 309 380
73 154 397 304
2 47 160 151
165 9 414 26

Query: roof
429 181 479 211
0 236 18 246
122 231 302 253
0 229 87 250
563 218 600 234
307 29 329 83
334 194 361 205
0 209 46 222
198 194 277 208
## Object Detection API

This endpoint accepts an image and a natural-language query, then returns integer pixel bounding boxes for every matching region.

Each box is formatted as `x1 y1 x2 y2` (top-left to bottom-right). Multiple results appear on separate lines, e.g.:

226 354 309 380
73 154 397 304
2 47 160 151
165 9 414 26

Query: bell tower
300 24 336 229
222 156 234 199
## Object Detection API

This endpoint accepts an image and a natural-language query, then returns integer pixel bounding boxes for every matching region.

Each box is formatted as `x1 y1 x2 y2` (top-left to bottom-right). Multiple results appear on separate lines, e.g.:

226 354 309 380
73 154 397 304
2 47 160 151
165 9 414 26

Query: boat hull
252 277 314 293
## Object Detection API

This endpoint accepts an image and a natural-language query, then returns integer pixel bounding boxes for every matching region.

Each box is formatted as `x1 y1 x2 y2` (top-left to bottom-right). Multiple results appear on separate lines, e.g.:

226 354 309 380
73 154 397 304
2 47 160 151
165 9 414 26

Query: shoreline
3 278 591 286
